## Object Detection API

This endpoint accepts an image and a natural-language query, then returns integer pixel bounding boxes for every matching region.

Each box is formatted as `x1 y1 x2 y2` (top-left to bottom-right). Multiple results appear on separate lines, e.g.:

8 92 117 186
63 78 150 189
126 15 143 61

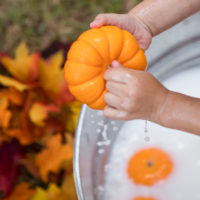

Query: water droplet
98 149 105 154
96 128 101 133
97 140 111 146
144 120 150 142
111 121 116 125
144 136 150 142
144 120 148 133
91 120 95 124
97 120 104 126
97 185 104 192
90 114 94 118
113 126 118 131
104 164 110 172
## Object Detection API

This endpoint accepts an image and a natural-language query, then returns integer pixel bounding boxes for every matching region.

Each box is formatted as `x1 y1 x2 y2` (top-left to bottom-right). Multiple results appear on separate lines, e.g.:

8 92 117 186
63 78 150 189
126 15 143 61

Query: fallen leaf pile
0 42 81 199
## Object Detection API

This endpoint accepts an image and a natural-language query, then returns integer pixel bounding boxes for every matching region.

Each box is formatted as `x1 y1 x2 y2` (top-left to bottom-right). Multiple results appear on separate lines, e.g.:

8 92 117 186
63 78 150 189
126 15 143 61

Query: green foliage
0 0 123 54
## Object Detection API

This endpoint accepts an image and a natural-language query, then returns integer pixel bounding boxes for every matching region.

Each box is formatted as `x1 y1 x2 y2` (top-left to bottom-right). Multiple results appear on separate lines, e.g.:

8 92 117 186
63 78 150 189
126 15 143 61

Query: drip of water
98 149 105 154
96 128 101 133
112 126 118 132
144 120 150 142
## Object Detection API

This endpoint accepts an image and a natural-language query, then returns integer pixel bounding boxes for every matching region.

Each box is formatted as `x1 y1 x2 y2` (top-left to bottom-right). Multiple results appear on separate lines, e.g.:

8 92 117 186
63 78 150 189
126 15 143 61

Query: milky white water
103 66 200 200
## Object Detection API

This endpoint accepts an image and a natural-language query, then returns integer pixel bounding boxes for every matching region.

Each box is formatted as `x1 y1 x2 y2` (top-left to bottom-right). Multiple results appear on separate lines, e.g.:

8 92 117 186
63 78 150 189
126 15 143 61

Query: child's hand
90 13 152 50
103 61 168 122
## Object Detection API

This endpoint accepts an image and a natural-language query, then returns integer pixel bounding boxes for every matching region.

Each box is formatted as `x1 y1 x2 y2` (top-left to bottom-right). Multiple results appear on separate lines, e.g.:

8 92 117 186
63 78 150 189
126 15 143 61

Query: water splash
144 120 150 142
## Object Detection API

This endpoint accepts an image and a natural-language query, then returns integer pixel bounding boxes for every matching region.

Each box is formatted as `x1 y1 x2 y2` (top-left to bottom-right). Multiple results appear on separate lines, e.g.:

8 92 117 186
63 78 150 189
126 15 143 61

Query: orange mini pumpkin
64 26 147 109
127 147 173 186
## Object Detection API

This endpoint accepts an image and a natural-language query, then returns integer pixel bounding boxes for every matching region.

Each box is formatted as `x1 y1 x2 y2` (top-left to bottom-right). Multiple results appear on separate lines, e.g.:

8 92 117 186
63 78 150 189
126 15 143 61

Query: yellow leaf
29 103 59 127
61 174 78 200
0 42 39 82
31 184 61 200
65 101 82 133
35 134 73 181
0 75 29 91
29 103 47 127
4 182 35 200
38 51 64 94
30 187 46 200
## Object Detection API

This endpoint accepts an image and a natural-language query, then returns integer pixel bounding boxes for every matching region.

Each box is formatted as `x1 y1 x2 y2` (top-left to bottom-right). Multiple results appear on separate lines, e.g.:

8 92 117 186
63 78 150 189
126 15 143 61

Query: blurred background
0 0 140 54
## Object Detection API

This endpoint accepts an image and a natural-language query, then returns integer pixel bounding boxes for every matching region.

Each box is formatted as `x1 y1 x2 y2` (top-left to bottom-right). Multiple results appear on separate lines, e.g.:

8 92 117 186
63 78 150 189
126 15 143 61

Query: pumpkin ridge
69 74 105 104
121 47 139 65
66 70 103 86
66 60 103 68
119 30 140 64
78 39 104 63
89 83 106 105
122 49 147 70
115 28 124 61
100 28 111 64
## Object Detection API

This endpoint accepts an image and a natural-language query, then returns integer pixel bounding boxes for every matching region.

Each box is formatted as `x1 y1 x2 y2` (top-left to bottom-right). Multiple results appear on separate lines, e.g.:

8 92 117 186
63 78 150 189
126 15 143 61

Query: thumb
111 60 122 68
90 13 121 28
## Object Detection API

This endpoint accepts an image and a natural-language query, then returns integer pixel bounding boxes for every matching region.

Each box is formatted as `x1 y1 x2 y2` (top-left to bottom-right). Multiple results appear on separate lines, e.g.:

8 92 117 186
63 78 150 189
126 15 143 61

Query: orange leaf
4 182 35 200
29 102 60 127
0 97 12 128
35 134 73 181
4 91 44 145
0 42 39 83
0 131 11 145
61 174 78 200
0 87 24 106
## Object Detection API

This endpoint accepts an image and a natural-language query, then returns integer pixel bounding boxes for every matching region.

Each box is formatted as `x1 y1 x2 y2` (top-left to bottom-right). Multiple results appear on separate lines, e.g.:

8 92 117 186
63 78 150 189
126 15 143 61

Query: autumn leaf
0 75 29 91
0 87 24 106
29 102 60 127
0 42 39 83
38 51 74 105
0 97 12 128
0 131 11 145
4 182 35 200
0 140 22 197
31 179 77 200
4 91 44 145
65 101 82 133
30 184 61 200
35 134 73 181
61 174 78 200
30 187 46 200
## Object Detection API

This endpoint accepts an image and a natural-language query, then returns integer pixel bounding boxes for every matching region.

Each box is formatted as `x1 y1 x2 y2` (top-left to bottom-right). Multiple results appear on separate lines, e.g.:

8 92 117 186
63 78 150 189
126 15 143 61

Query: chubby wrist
128 11 153 37
150 88 171 125
128 3 156 36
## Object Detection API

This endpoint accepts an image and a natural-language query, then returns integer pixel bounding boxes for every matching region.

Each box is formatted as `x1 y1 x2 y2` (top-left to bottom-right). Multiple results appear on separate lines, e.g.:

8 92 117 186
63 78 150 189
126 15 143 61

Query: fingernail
90 22 96 28
90 20 101 28
112 60 120 68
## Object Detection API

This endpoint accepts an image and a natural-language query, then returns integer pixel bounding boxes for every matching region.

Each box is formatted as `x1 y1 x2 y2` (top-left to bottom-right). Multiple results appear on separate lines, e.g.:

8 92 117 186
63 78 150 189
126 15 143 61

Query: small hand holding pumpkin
90 13 152 50
103 61 168 121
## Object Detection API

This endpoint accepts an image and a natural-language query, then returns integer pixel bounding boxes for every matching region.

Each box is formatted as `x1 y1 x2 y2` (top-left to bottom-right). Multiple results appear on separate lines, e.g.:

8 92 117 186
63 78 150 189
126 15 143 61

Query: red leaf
0 140 22 197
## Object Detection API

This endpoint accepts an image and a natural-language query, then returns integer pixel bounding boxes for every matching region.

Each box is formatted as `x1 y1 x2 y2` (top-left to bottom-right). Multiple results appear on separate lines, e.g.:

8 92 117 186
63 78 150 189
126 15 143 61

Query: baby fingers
103 105 127 120
106 81 127 97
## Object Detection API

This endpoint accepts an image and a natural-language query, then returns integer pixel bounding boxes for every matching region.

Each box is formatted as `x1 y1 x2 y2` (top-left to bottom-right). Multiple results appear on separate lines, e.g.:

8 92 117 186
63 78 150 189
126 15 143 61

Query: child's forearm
129 0 200 36
157 91 200 135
